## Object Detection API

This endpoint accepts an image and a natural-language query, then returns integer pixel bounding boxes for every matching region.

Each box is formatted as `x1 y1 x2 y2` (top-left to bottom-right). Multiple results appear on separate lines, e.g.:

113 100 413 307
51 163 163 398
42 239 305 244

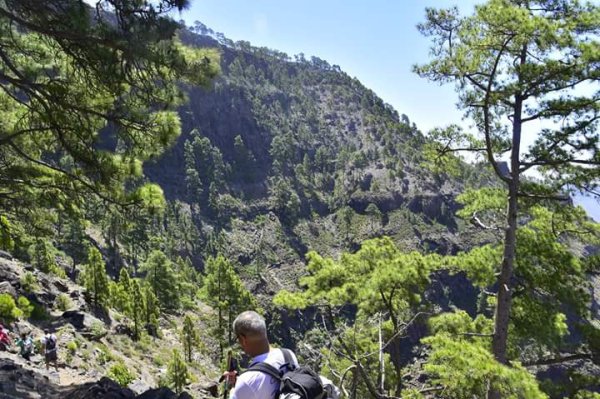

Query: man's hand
221 370 237 387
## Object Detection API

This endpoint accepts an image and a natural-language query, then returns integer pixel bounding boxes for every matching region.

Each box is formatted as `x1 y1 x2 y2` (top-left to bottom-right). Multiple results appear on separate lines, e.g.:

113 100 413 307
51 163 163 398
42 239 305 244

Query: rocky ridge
0 253 220 399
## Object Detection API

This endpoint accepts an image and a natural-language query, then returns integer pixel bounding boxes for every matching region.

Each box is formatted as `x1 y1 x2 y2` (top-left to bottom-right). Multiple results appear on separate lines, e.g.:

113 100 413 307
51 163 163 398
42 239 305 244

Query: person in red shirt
0 324 12 351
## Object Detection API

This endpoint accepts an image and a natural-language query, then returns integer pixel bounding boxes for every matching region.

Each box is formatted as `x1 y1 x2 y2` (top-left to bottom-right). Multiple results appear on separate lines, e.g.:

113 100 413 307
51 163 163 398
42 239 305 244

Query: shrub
66 340 78 354
90 321 107 340
107 362 136 386
17 296 33 318
95 344 114 365
34 339 43 354
20 272 38 292
0 215 14 251
55 294 72 311
0 293 22 322
49 264 67 279
29 301 49 321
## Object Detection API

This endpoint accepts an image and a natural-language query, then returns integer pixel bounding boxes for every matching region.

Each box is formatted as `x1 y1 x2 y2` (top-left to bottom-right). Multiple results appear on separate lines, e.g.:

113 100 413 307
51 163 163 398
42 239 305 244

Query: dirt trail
0 351 95 388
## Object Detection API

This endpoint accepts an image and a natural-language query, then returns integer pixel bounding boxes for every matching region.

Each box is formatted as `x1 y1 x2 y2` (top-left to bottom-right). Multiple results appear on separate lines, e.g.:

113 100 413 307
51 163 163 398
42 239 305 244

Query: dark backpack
45 335 56 351
246 349 325 399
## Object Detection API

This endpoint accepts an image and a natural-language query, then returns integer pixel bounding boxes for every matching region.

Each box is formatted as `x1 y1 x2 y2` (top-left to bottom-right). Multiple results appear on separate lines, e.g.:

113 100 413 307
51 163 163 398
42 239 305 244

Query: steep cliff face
142 28 495 282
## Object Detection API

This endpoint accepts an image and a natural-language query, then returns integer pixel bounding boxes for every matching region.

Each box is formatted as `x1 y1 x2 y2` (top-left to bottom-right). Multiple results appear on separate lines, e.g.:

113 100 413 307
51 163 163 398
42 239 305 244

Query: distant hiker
0 324 11 351
41 329 58 371
16 332 33 360
222 310 300 399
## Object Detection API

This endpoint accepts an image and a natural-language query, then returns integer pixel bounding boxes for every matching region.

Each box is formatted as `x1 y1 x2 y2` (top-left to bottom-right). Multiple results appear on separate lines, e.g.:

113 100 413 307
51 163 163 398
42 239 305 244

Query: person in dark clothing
41 329 58 371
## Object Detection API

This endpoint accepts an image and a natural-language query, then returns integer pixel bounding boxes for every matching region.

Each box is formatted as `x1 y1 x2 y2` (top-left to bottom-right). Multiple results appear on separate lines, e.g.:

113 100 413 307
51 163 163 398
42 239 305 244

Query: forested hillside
141 24 497 284
0 1 598 399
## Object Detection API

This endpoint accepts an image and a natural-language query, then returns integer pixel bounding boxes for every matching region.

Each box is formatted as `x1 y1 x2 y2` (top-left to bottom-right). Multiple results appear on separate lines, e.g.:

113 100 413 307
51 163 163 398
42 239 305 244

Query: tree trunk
378 314 385 395
489 46 525 398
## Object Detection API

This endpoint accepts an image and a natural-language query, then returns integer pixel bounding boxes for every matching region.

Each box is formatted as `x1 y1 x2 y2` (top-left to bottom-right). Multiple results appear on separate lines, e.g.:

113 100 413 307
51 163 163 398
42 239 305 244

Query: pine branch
523 353 592 367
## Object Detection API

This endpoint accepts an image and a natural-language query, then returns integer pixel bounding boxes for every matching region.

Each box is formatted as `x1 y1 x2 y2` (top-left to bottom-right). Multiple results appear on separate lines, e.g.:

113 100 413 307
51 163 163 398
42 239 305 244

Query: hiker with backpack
41 329 58 371
223 311 326 399
16 332 34 361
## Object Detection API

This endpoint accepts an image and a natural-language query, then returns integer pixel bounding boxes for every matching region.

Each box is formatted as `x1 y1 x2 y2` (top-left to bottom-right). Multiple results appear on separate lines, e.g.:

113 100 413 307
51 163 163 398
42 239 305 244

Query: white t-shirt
230 348 298 399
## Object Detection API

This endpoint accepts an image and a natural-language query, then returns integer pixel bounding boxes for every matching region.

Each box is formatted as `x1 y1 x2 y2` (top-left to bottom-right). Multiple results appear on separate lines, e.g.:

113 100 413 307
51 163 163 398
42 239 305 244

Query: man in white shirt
224 311 298 399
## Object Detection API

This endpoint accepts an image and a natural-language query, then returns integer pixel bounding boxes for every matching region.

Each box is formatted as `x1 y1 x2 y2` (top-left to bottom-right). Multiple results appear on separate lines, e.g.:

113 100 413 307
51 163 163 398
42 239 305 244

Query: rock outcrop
0 358 203 399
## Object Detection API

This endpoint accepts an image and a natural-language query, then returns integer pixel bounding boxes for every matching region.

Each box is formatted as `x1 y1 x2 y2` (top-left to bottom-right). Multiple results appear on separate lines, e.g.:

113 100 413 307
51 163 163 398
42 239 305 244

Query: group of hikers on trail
2 313 337 398
222 311 339 399
0 324 59 371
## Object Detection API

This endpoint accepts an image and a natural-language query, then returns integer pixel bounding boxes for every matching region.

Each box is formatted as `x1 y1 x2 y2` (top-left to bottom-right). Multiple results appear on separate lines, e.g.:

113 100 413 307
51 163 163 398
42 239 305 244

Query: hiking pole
222 349 234 399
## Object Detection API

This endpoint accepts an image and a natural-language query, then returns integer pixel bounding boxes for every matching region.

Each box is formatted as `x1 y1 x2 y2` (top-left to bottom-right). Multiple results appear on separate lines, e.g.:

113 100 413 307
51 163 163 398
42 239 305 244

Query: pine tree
166 349 189 394
339 206 354 244
181 314 200 363
0 216 14 252
0 0 219 215
275 237 440 396
130 279 144 341
82 247 110 309
141 250 180 311
112 268 132 315
204 255 258 357
174 257 202 307
415 1 599 397
30 238 57 274
143 285 160 336
365 203 382 234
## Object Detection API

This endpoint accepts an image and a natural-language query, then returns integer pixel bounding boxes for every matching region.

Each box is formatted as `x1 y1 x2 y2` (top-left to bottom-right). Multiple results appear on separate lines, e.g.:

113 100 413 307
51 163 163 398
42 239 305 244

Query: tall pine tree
415 1 599 397
82 247 110 309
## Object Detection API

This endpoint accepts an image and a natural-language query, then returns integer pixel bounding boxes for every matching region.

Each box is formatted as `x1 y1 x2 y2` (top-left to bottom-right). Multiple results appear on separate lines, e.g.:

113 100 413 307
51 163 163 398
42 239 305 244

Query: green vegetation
107 362 136 387
81 247 110 309
0 293 22 322
203 254 259 356
166 349 190 394
411 0 600 397
181 314 201 363
275 237 441 396
20 272 38 293
141 250 180 311
54 294 73 312
0 0 596 397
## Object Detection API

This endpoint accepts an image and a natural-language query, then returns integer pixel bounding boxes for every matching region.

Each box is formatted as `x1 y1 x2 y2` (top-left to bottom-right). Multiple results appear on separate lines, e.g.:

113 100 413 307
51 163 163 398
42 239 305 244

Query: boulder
0 281 17 298
0 357 61 398
137 387 192 399
190 382 219 398
0 250 12 260
114 323 133 337
62 310 86 329
62 310 105 332
64 377 135 399
128 379 152 395
53 280 70 293
0 259 20 285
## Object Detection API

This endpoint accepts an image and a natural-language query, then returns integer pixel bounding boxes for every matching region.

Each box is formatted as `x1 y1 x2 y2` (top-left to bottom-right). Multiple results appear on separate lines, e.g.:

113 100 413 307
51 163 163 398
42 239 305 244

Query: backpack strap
245 362 282 381
244 348 296 379
280 348 296 371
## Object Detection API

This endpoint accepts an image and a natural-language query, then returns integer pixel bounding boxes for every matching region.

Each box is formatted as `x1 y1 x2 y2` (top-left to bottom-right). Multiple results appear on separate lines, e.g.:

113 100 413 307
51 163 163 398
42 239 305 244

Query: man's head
233 311 269 357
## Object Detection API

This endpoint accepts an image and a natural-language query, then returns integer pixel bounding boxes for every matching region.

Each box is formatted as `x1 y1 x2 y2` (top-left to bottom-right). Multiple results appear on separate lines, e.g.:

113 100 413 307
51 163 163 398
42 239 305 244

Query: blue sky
179 0 599 220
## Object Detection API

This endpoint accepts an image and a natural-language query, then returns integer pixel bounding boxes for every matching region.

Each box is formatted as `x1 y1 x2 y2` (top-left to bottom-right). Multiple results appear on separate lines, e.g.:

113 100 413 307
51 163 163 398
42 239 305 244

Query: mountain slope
142 27 497 286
